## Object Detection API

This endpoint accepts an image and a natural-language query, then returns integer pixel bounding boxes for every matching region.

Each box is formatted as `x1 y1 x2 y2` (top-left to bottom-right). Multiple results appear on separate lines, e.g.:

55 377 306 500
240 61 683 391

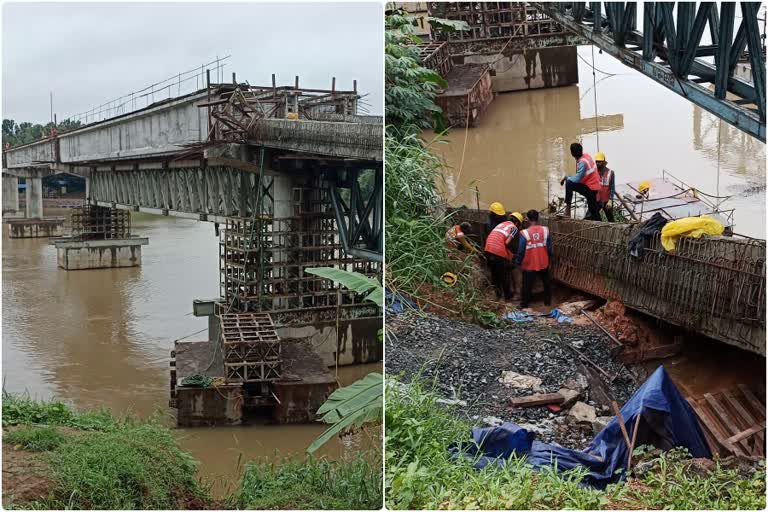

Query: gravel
386 311 640 448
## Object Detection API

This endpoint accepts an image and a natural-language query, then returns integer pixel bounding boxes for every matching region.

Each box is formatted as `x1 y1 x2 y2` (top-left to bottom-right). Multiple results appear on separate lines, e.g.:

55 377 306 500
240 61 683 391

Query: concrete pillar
25 177 43 219
85 176 90 201
2 175 19 212
272 174 294 310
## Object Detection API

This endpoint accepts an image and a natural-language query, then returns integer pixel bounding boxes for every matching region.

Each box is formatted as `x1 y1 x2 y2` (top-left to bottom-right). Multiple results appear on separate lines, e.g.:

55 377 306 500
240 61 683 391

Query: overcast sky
2 2 383 123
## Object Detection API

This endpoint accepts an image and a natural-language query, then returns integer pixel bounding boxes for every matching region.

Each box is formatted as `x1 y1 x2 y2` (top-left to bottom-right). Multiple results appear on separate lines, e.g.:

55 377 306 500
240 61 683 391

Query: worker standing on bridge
484 211 518 301
560 142 601 220
516 210 552 308
595 152 615 222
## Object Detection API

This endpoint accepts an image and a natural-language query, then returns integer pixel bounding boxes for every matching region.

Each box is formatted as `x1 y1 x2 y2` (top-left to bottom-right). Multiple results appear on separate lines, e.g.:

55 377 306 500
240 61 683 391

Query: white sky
2 2 383 123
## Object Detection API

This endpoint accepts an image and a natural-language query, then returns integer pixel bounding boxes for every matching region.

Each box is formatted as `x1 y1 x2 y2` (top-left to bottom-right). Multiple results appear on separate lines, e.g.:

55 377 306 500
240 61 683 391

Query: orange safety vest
446 224 464 245
597 168 613 203
578 153 601 192
484 221 517 261
520 225 550 271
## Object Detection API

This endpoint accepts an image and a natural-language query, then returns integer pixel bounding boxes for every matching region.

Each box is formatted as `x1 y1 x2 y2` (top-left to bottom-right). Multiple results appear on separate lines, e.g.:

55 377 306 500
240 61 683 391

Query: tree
304 267 383 454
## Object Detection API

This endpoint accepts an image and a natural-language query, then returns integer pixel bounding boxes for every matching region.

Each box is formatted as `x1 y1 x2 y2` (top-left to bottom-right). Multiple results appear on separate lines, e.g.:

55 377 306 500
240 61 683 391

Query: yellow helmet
511 212 524 224
638 181 652 193
595 151 606 162
441 272 457 287
489 202 506 216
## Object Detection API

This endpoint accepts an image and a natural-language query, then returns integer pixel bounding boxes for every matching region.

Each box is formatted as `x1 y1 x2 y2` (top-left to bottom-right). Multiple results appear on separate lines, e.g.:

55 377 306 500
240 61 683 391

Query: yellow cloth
660 215 724 251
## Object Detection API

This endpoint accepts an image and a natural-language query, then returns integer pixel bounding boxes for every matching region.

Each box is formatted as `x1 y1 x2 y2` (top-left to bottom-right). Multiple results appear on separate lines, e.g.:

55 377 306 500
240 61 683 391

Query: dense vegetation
2 394 382 510
2 118 82 147
231 456 382 510
3 394 206 510
384 9 477 306
385 378 766 510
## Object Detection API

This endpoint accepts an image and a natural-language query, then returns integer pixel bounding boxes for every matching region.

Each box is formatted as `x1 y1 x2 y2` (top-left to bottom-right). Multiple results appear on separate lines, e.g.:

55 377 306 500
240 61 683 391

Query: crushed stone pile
386 311 639 448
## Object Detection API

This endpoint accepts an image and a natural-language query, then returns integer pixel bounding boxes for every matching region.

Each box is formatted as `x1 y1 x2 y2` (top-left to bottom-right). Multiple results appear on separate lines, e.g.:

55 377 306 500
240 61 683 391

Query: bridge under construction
2 70 383 426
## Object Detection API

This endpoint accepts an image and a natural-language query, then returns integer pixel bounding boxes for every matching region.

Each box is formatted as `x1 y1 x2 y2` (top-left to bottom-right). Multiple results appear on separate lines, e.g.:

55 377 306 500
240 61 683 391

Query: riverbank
385 372 766 510
2 394 382 509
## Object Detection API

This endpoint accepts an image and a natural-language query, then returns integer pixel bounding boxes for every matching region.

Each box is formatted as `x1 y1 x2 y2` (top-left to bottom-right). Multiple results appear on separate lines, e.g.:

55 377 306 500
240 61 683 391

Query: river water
427 45 766 239
2 209 381 494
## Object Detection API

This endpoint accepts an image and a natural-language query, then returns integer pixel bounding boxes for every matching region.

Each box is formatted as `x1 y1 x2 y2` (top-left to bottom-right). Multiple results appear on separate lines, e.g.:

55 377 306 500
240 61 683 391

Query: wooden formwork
686 385 765 458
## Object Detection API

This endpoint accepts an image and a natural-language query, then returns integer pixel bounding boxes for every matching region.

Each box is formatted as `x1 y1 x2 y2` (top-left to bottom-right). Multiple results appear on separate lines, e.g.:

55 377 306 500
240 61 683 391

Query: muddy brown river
427 45 766 238
2 209 381 495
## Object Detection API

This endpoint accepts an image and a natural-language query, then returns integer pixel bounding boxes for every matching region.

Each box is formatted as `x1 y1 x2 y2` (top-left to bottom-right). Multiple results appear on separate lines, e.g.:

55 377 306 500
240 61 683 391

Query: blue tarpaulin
449 366 711 487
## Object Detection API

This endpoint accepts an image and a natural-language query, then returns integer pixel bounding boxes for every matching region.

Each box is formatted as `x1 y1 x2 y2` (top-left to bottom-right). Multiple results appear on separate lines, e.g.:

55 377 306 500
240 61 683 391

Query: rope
716 118 722 209
591 45 600 151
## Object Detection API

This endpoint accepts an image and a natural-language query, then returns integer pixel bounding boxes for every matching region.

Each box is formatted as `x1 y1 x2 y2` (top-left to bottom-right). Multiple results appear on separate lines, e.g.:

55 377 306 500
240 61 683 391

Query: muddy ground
386 311 643 448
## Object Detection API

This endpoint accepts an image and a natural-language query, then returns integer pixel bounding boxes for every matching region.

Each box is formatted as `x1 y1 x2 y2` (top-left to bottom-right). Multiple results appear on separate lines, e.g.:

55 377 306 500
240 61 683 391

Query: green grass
230 456 382 510
3 393 117 431
5 425 66 452
385 377 766 510
47 423 205 510
2 394 208 510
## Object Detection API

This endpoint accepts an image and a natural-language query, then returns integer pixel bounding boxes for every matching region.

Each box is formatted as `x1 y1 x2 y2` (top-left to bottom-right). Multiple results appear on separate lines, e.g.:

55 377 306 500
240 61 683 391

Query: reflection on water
2 209 381 492
428 45 765 238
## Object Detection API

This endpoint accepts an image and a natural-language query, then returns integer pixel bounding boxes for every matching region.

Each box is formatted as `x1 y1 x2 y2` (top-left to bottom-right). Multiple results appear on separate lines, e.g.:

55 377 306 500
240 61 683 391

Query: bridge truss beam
533 2 766 142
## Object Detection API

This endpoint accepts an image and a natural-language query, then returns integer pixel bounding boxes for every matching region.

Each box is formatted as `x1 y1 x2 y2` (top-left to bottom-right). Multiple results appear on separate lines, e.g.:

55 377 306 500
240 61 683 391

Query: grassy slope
385 378 766 510
230 456 382 510
2 395 208 510
2 394 382 510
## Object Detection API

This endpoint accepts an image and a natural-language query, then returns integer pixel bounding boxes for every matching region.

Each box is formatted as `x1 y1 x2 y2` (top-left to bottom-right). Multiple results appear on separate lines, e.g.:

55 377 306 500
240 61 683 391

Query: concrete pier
171 337 336 427
25 177 43 219
454 46 579 93
6 217 65 238
2 175 22 217
53 237 149 270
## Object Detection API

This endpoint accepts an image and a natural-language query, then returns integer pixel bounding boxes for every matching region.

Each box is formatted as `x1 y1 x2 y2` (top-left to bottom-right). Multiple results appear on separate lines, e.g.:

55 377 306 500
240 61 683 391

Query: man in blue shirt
559 143 601 220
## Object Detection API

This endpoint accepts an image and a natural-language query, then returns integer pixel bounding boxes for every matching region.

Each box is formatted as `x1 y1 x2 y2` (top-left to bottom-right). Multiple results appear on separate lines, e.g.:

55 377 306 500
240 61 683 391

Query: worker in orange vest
484 212 519 300
560 142 601 220
515 209 552 308
595 151 615 222
446 222 474 252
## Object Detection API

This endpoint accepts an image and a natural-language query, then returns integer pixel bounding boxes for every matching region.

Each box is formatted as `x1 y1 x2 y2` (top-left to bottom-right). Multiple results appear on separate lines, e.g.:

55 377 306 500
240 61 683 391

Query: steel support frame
89 165 274 221
534 2 766 142
327 166 383 262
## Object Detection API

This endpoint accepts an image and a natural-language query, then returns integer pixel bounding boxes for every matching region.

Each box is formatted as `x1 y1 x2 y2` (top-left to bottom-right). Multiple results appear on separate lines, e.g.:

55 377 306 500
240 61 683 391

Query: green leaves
307 372 383 454
305 267 383 307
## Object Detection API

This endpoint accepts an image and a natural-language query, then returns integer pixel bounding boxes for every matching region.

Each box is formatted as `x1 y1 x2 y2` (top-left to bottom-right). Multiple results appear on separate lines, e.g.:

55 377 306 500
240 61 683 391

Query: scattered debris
592 415 613 434
568 401 597 424
510 392 565 408
386 312 636 447
559 388 581 408
499 371 543 391
436 398 468 407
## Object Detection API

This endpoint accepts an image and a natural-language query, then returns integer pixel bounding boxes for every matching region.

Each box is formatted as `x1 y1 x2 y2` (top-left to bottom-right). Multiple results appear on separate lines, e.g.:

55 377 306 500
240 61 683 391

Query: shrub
231 456 382 510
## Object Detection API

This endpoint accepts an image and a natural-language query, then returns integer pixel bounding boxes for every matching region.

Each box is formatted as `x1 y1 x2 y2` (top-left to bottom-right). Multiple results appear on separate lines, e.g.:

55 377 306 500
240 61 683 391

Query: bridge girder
533 2 766 142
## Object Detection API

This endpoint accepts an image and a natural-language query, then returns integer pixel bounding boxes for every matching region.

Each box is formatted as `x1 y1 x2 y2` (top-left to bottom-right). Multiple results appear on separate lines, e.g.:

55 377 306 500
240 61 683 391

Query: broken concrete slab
568 401 597 424
593 415 613 433
559 387 581 408
563 373 589 392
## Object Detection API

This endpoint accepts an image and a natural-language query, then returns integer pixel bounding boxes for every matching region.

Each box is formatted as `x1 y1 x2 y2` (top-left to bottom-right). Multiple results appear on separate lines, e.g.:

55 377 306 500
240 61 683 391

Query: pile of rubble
386 312 640 448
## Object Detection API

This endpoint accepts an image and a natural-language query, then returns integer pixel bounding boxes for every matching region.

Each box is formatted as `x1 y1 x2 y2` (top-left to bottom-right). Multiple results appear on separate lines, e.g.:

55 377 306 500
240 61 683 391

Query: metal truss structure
328 167 383 262
70 204 131 240
425 2 585 53
90 166 274 222
218 177 381 328
533 2 766 142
